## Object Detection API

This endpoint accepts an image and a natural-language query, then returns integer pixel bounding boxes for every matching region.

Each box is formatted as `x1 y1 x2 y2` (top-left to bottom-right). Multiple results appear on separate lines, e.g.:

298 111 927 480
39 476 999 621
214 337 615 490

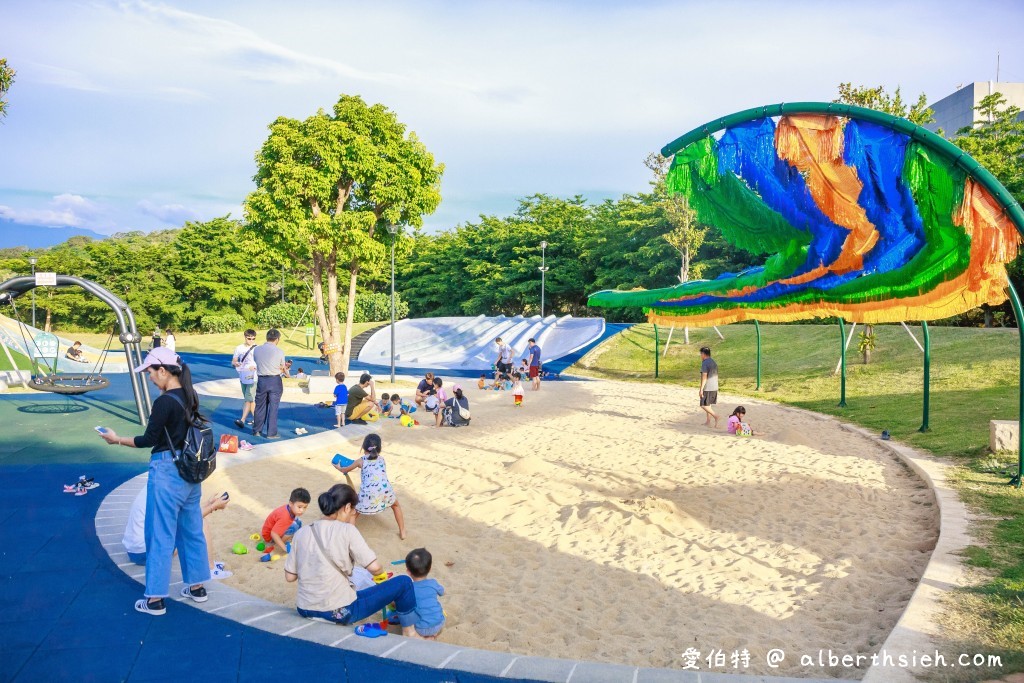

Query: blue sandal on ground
354 623 387 638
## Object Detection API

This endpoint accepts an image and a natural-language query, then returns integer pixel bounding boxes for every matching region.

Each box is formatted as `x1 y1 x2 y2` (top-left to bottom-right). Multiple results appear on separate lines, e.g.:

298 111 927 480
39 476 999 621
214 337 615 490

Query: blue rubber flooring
0 352 526 682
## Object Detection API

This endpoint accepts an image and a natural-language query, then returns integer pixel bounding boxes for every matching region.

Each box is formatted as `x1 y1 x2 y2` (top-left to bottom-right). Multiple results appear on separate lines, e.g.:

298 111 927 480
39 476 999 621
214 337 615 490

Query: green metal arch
659 101 1024 238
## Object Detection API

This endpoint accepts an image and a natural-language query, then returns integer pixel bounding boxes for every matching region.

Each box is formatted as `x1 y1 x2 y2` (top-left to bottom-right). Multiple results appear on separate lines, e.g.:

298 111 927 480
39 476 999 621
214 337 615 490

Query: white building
924 81 1024 137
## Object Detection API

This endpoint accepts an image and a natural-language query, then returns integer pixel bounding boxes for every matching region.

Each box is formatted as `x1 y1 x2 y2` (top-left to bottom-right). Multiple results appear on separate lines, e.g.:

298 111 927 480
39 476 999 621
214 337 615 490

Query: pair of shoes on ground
238 440 255 451
295 427 308 435
349 418 367 425
63 476 99 495
211 561 233 580
134 585 208 616
252 431 281 439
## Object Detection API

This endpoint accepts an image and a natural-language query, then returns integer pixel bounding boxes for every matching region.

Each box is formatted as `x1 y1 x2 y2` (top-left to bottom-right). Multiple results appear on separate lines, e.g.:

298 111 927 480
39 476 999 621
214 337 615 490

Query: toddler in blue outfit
406 547 445 638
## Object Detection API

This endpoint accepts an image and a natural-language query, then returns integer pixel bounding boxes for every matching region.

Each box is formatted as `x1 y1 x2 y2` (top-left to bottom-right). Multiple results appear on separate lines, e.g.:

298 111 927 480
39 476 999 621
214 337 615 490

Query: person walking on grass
253 328 286 439
231 329 258 430
97 347 210 615
699 346 719 428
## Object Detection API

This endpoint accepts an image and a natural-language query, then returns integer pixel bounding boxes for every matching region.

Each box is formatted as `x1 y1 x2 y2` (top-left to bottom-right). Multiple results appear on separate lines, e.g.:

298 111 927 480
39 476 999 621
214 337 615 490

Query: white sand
201 377 937 676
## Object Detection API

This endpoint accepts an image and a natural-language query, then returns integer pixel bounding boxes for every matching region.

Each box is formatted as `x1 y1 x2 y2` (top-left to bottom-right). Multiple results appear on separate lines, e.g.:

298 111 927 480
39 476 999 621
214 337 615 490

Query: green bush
201 313 246 334
256 302 307 329
343 292 409 323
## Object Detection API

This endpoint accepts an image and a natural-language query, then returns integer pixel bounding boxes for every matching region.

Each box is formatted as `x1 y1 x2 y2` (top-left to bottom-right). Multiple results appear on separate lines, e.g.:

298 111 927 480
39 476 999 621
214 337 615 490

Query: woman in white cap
97 346 211 615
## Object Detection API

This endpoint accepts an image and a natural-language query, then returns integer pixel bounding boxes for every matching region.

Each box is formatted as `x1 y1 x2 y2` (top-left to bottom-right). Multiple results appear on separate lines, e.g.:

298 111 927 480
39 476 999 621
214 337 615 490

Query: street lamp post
28 257 37 328
388 224 398 384
538 241 549 317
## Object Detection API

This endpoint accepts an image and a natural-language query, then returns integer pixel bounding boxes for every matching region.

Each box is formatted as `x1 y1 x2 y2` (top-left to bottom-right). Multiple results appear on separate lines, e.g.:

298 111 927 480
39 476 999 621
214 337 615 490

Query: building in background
925 81 1024 137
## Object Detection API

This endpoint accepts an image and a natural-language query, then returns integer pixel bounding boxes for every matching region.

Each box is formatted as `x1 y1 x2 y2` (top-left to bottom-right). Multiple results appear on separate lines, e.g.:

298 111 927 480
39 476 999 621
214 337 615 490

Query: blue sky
1 0 1022 237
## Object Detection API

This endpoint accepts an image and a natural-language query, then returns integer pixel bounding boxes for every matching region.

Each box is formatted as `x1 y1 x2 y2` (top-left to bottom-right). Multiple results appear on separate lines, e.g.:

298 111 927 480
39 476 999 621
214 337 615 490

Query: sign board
322 341 341 354
35 272 57 286
305 325 315 336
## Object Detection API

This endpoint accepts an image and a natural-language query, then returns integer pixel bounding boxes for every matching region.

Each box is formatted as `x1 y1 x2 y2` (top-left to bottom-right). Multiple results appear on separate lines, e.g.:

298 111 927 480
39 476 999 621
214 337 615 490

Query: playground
1 97 1021 683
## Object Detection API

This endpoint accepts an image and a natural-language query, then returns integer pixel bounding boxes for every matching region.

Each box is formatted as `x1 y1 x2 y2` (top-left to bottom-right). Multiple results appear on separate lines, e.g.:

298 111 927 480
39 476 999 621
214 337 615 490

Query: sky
1 0 1023 238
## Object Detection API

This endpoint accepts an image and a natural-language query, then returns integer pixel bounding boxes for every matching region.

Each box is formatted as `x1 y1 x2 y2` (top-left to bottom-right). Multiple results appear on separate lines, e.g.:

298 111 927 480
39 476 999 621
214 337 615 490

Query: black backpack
162 392 217 483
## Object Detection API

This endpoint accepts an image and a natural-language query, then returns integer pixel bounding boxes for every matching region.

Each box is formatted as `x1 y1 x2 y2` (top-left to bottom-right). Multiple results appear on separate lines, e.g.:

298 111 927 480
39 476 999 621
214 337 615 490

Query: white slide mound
356 315 605 371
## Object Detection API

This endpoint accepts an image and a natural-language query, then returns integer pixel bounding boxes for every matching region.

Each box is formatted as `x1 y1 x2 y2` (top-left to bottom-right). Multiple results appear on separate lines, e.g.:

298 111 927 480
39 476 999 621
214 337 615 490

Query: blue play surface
0 352 533 682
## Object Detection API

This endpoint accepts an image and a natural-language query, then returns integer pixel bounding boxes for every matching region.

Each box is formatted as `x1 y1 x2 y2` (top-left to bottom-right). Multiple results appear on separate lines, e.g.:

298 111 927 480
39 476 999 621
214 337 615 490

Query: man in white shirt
231 329 259 429
253 328 287 439
494 337 515 376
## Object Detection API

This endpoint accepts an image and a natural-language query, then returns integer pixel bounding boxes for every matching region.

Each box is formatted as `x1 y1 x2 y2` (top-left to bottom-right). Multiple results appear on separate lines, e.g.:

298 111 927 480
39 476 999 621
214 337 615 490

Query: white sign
35 272 57 286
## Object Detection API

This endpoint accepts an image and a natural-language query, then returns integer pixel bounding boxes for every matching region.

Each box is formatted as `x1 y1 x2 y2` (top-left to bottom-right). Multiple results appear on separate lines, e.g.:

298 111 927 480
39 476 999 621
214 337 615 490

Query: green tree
0 58 14 120
244 94 443 373
834 83 935 125
953 92 1024 201
172 216 275 327
645 153 708 284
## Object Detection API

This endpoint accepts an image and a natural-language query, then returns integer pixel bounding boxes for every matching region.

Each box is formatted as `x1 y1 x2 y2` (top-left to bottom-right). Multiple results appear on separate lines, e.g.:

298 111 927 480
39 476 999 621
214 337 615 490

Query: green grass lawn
575 322 1024 677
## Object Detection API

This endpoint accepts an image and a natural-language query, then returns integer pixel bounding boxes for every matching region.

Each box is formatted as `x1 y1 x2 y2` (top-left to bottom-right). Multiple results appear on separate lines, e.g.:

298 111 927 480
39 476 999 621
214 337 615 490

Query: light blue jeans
144 452 210 598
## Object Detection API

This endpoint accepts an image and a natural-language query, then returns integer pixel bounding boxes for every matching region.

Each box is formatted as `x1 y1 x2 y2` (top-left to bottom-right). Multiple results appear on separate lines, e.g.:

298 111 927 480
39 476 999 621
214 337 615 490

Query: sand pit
200 377 937 676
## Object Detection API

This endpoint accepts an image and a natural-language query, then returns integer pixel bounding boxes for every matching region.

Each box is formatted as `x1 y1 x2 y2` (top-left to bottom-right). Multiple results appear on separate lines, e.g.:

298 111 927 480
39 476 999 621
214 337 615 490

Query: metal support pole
919 321 930 432
1007 281 1024 488
539 241 548 317
754 320 761 391
30 261 36 329
654 324 659 379
390 234 396 384
837 319 847 407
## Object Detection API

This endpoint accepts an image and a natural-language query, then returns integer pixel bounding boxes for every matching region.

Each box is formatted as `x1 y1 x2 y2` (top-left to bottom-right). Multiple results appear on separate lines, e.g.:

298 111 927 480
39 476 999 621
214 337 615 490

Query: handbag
219 434 239 453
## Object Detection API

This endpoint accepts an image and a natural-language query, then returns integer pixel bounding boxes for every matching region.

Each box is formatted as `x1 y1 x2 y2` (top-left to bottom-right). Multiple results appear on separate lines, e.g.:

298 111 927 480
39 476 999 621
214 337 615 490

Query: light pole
538 241 549 317
388 224 398 384
28 257 37 328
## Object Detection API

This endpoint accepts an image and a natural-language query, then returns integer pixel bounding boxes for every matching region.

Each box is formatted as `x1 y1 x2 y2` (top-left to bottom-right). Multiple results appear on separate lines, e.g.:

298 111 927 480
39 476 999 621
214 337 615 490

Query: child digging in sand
406 547 445 639
261 488 310 558
334 434 407 539
726 406 759 436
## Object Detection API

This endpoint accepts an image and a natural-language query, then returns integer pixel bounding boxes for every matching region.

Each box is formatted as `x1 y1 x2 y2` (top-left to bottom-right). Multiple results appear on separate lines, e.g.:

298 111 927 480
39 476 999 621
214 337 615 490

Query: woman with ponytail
98 347 211 615
285 483 419 636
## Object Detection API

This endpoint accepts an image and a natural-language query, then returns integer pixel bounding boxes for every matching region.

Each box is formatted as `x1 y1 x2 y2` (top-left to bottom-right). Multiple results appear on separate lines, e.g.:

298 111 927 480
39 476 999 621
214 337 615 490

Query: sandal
354 623 387 638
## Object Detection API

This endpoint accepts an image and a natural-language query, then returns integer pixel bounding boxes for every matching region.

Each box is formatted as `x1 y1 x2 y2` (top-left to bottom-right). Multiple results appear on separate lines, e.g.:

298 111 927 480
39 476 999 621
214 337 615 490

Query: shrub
200 313 247 334
343 292 409 323
256 303 307 329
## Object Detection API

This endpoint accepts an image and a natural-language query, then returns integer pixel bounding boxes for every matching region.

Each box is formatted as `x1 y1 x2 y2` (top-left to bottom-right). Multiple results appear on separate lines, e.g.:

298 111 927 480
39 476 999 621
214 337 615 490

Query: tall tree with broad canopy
244 95 443 373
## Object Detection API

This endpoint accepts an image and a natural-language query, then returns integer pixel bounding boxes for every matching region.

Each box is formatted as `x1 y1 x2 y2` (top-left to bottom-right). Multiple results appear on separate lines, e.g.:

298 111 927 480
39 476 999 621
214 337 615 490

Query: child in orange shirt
260 488 310 557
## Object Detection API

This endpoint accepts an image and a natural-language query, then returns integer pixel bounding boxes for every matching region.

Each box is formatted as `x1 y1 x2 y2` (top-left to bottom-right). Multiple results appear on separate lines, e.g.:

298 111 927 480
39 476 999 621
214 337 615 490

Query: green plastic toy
232 542 248 555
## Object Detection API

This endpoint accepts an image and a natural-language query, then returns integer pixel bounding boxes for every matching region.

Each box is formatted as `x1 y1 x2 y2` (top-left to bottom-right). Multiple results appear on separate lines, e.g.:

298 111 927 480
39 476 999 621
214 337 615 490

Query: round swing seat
28 374 111 395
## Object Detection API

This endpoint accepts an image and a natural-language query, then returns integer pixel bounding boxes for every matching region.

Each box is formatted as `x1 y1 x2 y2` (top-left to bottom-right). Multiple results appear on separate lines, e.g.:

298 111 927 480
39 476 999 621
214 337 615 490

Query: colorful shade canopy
589 104 1022 326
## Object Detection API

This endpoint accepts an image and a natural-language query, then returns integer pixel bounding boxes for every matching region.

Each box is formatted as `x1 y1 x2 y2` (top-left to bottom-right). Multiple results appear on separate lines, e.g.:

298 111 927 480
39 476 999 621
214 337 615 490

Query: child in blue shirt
406 547 445 638
333 372 348 428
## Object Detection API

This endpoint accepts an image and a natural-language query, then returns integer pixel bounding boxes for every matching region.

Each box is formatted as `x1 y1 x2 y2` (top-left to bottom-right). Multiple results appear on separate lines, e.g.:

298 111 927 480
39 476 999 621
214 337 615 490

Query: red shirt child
261 488 310 554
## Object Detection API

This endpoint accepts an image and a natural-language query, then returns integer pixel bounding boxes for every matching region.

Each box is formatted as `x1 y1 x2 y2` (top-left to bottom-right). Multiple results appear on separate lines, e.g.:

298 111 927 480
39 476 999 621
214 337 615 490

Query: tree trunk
327 250 344 375
984 308 994 328
310 254 333 370
680 246 689 284
340 258 358 375
863 324 873 365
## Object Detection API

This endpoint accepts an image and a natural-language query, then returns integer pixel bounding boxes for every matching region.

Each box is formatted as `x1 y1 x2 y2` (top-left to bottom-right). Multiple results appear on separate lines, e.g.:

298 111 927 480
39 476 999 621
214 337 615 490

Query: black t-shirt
346 384 369 417
134 388 190 455
416 379 431 394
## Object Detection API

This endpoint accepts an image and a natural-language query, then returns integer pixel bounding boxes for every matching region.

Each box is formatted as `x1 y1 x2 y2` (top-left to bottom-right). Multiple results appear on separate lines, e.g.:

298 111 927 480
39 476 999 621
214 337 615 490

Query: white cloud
137 200 198 224
0 194 103 228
